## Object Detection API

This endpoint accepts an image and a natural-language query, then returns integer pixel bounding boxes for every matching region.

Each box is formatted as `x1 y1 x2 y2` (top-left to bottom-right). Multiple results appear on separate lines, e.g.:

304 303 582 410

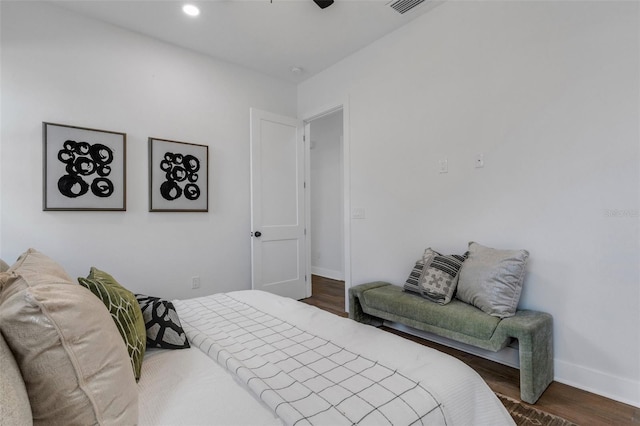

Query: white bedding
171 290 514 426
138 347 282 425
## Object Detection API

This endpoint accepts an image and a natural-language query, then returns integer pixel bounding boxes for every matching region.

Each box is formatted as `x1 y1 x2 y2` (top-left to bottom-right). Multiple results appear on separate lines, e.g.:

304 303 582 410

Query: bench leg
348 283 388 326
515 317 554 404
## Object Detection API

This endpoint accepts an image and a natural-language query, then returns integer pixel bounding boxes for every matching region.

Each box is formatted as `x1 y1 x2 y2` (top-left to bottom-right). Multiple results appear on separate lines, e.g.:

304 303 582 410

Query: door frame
303 99 351 312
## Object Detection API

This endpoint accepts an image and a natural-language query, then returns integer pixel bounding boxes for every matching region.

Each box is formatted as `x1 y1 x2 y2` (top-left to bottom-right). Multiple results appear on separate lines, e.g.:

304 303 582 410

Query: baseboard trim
554 359 640 408
311 266 344 281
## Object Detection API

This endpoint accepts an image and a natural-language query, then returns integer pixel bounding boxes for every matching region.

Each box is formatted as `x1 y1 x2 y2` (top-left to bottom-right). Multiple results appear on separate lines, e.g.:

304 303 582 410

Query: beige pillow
0 258 9 272
0 250 138 425
0 304 33 426
7 248 73 282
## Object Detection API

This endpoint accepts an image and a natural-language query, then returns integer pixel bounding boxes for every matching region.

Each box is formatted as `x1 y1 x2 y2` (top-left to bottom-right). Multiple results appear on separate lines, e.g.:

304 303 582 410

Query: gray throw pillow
456 242 529 318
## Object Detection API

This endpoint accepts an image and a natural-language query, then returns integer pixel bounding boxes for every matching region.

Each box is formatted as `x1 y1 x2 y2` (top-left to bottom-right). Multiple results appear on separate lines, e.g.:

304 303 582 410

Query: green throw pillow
78 267 146 381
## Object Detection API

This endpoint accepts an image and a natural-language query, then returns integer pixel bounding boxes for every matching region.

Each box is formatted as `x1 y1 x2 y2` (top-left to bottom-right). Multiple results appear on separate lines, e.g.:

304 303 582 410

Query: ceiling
53 0 443 83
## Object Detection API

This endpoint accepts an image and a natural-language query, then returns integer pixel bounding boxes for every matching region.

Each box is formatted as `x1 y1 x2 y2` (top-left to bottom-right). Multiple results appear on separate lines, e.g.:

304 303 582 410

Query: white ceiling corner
52 0 443 83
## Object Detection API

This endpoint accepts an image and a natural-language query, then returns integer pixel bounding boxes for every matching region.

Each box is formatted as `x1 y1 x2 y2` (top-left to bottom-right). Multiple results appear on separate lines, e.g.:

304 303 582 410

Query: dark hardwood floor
301 275 640 426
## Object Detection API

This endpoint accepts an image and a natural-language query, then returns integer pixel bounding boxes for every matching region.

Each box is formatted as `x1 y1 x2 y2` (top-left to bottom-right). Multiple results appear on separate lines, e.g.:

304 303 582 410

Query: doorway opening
308 110 344 282
305 106 349 312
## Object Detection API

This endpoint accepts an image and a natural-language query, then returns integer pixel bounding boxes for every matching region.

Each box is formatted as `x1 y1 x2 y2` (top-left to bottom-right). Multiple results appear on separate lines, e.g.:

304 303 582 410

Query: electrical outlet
191 276 201 289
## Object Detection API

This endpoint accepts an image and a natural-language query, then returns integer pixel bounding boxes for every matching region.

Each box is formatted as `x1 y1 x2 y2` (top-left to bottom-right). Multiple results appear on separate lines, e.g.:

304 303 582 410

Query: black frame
43 122 126 211
148 137 209 212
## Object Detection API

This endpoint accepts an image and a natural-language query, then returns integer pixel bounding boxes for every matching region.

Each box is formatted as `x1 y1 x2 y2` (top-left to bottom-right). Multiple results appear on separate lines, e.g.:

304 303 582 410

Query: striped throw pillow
403 259 426 294
419 248 468 304
404 248 468 305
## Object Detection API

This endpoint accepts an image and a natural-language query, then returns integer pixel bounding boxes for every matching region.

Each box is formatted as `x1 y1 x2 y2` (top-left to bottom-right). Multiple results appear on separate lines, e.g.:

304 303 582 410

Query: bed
1 248 514 425
139 290 515 425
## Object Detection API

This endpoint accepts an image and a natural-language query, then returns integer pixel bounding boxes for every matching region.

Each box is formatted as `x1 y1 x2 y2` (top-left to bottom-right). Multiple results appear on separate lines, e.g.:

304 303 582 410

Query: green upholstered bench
349 281 553 404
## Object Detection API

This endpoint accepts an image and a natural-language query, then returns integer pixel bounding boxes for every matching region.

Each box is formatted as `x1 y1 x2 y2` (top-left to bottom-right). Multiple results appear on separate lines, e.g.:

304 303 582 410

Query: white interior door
250 108 308 300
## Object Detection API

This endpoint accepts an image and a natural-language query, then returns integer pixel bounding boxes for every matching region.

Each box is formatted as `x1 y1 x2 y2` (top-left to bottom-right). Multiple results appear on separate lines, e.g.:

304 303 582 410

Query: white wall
299 1 640 406
0 1 297 299
310 111 344 280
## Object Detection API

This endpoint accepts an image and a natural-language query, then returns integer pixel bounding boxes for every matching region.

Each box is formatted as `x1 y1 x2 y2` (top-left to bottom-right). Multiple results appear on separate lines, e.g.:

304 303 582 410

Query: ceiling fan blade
313 0 334 9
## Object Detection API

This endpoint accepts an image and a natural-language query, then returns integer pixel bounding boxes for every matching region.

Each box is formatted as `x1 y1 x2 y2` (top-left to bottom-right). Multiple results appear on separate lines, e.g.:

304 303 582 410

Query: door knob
253 231 262 237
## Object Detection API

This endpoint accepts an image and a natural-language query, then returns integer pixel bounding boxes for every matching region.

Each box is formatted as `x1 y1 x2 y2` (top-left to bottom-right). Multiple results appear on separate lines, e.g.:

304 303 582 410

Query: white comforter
172 290 514 426
138 347 282 425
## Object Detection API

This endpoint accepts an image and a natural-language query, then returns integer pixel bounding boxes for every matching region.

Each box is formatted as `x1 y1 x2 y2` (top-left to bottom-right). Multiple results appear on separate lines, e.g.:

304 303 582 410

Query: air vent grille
388 0 427 14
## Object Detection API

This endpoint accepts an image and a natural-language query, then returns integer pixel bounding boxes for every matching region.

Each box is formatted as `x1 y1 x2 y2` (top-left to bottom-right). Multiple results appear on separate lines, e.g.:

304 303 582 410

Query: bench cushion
361 285 500 340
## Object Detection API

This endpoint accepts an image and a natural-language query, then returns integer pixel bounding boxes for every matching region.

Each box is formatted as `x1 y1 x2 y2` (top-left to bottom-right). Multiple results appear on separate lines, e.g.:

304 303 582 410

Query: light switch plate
439 158 448 173
352 208 365 219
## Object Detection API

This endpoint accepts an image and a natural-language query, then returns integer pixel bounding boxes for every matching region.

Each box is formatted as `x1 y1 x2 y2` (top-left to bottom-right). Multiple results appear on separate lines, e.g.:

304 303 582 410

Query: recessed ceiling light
182 4 200 17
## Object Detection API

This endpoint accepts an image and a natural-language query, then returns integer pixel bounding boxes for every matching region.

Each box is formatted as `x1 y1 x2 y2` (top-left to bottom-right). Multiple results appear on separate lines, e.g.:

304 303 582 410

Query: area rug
497 393 578 426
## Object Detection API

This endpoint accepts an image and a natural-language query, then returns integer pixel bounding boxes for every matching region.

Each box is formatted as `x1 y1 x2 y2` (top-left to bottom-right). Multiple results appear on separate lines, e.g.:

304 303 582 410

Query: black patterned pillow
419 248 468 305
135 294 190 349
403 259 426 294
